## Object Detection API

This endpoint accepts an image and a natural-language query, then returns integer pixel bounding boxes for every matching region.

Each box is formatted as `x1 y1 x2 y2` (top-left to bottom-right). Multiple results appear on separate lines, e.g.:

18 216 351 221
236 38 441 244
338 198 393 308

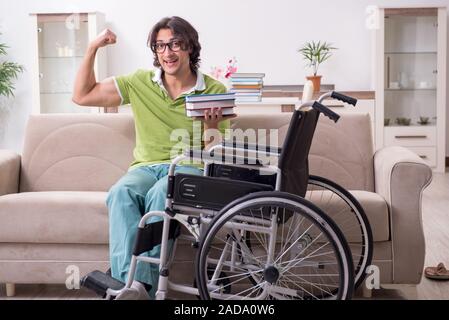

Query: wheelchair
81 91 373 300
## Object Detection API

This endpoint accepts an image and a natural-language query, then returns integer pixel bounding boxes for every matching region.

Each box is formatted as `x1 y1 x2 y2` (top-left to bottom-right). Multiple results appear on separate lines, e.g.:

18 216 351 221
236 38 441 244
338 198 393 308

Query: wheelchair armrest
185 149 264 166
222 140 282 155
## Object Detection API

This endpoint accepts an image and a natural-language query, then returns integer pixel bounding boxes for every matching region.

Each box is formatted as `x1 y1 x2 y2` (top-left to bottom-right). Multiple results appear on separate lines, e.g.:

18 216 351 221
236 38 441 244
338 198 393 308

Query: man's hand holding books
193 107 237 129
185 92 237 131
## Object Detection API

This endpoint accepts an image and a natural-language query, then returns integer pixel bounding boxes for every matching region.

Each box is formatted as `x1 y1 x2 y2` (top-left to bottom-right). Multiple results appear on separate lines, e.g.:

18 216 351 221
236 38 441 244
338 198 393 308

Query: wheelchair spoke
270 279 301 298
276 206 295 267
208 267 264 283
231 228 264 267
207 253 259 274
281 238 330 273
278 213 305 257
209 237 265 267
221 281 267 300
208 271 265 297
273 222 315 265
277 251 338 268
277 278 320 300
244 282 266 299
281 273 341 278
281 276 340 289
283 271 338 290
246 209 269 254
208 243 265 268
276 227 326 269
276 277 321 299
282 269 339 283
282 269 338 298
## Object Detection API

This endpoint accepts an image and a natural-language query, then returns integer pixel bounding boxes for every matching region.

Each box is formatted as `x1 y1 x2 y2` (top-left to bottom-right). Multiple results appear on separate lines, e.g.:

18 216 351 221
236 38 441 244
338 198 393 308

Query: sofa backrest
231 113 375 192
20 112 374 192
20 114 135 192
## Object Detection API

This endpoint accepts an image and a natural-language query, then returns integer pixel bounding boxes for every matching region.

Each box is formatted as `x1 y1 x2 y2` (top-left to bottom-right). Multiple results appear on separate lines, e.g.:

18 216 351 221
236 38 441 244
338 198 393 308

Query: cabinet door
31 13 106 114
384 10 438 127
376 7 446 172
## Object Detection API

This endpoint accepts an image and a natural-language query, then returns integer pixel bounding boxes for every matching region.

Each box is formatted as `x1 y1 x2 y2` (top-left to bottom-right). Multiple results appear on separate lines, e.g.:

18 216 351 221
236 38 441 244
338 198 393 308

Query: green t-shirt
114 69 229 169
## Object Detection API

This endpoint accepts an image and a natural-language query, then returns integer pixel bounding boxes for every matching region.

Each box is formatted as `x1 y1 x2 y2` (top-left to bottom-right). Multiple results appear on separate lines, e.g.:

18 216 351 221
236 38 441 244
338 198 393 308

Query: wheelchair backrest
278 109 320 197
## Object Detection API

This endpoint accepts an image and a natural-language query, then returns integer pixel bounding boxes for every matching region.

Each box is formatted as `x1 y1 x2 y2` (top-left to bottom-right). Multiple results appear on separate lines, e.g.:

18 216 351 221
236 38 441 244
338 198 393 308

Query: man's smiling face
155 28 191 76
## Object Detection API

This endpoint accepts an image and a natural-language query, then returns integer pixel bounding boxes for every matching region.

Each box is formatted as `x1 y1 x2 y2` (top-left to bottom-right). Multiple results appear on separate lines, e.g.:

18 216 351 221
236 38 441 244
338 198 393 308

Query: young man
73 16 232 299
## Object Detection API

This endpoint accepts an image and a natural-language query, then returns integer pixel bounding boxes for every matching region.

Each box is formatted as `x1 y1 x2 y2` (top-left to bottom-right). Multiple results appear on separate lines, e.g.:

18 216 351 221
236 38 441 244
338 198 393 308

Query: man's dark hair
147 16 201 72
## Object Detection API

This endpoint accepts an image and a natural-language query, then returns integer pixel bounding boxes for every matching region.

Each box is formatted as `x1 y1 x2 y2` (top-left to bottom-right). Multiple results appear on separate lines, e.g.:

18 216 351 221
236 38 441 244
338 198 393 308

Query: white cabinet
375 7 446 172
384 126 436 147
30 12 107 114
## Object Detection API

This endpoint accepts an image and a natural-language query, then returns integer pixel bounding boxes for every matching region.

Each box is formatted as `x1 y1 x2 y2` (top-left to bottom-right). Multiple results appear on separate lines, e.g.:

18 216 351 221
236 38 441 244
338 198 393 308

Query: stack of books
185 92 236 117
230 73 265 102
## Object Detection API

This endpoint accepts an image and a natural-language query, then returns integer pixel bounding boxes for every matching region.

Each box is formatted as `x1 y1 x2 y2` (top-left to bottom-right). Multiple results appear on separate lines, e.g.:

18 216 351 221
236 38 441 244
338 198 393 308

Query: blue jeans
106 163 203 298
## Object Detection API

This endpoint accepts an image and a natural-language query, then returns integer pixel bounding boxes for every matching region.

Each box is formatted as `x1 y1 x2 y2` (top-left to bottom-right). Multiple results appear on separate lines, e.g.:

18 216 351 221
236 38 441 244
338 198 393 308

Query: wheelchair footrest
81 270 125 297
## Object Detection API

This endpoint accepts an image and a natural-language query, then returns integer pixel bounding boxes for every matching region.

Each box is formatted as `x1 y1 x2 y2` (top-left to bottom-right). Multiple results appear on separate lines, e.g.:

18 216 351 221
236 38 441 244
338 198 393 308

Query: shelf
385 125 436 128
262 84 335 91
236 97 301 106
385 88 436 91
385 51 437 54
40 91 72 94
39 56 84 59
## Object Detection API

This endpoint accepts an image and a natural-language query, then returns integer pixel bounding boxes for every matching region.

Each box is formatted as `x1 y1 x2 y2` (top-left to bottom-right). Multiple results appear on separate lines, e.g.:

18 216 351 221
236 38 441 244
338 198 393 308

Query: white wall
1 0 449 155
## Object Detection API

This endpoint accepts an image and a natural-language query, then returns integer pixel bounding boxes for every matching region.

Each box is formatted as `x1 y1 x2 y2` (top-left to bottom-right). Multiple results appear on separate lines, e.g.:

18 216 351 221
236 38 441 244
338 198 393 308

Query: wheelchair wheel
305 175 373 289
196 191 354 300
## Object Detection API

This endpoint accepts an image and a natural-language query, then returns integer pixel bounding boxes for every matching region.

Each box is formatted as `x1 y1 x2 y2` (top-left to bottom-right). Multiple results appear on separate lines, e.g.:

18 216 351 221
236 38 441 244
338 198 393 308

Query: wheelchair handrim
196 193 354 300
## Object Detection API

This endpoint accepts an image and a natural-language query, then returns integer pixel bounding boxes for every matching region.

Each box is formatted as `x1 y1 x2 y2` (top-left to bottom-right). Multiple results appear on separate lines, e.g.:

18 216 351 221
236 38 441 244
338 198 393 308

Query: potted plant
0 38 23 99
0 36 23 139
298 41 336 92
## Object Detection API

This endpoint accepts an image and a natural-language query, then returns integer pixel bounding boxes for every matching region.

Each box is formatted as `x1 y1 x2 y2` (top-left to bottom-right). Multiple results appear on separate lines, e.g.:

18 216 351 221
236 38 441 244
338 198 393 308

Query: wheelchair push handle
312 101 340 123
330 91 357 106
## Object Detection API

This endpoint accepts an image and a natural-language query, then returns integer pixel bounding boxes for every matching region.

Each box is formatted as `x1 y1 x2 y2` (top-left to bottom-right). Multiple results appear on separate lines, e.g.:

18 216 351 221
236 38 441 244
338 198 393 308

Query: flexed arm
72 29 121 108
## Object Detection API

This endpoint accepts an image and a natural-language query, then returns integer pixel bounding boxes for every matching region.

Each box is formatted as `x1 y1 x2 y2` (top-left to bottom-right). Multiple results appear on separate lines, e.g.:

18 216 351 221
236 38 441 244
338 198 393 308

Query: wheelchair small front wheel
195 191 354 300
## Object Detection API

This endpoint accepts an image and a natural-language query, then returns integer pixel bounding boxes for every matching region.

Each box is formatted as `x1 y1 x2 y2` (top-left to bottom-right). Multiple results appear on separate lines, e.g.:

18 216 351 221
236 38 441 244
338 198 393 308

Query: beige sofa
0 113 432 298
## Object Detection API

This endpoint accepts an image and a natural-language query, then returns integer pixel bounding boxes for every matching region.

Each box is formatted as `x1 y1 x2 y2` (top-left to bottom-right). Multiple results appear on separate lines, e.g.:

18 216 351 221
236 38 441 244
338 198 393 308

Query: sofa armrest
0 150 21 196
374 146 432 284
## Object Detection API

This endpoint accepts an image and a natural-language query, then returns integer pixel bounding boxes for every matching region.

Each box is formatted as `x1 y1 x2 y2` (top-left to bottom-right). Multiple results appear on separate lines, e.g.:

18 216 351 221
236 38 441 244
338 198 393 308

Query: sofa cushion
20 114 135 192
0 191 109 244
308 189 390 242
231 113 375 192
0 187 388 246
346 190 390 242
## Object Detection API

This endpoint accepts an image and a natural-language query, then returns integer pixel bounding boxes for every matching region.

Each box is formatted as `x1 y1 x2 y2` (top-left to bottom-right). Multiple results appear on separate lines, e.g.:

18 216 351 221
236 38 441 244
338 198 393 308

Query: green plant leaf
0 43 8 56
298 40 337 75
0 37 23 98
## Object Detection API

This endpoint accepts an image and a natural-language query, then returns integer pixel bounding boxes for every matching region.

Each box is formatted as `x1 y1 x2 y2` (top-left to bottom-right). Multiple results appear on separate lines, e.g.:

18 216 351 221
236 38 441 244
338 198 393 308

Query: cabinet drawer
407 147 437 167
384 126 436 147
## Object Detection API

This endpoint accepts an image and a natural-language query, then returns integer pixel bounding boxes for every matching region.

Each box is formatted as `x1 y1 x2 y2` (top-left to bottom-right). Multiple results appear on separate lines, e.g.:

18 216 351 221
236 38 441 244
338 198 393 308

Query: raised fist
91 29 117 49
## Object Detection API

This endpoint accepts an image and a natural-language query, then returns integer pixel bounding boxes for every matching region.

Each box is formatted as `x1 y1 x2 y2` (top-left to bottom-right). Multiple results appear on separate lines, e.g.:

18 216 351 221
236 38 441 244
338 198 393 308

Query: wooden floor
1 172 448 300
415 171 449 299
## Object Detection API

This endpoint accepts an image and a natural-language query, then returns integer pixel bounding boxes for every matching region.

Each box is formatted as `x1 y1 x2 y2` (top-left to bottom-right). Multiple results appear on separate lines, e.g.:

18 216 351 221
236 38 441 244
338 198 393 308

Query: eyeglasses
150 40 184 53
